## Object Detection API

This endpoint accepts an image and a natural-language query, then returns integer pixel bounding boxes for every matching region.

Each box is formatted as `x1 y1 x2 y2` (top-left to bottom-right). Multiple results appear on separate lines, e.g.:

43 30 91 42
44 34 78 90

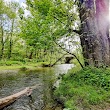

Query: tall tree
78 0 109 67
7 2 19 59
0 0 7 59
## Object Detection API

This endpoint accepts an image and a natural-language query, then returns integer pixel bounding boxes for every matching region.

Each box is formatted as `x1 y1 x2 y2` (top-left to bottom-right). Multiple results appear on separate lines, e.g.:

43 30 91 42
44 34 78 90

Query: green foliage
0 60 23 66
0 0 81 66
72 67 110 90
54 67 110 109
20 66 28 71
0 0 6 14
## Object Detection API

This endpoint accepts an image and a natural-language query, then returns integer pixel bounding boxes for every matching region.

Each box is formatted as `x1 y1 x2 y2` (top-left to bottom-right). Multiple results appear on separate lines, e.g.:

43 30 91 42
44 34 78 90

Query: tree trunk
29 51 33 59
8 39 13 59
79 0 109 67
0 25 4 59
8 19 14 59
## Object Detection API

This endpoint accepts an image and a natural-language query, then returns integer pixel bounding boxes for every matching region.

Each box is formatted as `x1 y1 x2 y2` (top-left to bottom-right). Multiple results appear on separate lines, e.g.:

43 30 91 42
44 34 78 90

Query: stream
0 64 74 110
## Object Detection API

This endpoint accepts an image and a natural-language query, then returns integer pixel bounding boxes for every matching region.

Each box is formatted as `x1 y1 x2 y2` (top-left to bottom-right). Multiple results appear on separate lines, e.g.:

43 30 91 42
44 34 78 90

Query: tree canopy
0 0 109 67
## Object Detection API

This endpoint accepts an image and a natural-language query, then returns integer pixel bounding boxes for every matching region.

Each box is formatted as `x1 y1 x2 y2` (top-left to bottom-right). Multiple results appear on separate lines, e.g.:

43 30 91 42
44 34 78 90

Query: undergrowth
54 67 110 110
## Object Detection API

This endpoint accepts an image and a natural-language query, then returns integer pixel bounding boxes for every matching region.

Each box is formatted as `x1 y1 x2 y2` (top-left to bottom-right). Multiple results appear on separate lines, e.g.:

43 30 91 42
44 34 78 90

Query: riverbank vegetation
0 60 54 70
54 67 110 110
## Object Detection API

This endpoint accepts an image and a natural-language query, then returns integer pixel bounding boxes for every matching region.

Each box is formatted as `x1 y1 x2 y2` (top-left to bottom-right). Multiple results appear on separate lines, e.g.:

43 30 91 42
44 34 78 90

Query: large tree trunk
79 0 109 67
29 51 33 59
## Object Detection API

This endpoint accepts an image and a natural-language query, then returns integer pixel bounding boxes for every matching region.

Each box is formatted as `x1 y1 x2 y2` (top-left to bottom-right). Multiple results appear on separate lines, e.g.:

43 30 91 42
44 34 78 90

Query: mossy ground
54 67 110 110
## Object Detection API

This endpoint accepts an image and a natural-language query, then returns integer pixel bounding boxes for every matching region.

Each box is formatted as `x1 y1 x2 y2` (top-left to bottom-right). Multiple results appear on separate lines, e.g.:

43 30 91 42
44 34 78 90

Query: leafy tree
0 0 24 60
25 0 83 67
20 1 58 60
7 2 20 59
0 0 8 59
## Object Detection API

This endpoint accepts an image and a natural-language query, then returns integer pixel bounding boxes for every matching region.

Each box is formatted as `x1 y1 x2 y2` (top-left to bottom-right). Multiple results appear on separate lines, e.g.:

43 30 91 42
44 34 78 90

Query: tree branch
51 53 67 66
53 39 84 68
52 15 81 35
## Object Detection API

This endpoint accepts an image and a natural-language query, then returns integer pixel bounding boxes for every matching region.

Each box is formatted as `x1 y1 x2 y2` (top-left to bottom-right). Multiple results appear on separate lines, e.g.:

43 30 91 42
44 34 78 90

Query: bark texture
79 0 109 67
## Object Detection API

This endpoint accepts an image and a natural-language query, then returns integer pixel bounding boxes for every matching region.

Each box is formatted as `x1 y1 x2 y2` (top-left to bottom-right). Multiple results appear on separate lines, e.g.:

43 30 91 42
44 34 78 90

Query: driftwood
0 84 40 109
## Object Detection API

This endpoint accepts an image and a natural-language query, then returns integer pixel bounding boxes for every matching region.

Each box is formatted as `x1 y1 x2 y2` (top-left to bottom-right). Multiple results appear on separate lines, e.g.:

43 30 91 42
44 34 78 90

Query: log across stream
0 64 74 110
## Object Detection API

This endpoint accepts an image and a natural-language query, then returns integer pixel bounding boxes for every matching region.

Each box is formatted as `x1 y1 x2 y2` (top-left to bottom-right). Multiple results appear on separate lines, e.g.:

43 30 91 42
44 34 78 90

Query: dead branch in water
0 84 40 109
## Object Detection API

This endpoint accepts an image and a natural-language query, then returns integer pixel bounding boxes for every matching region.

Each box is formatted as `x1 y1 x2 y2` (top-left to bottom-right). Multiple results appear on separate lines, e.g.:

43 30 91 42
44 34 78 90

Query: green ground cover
0 60 50 70
54 67 110 110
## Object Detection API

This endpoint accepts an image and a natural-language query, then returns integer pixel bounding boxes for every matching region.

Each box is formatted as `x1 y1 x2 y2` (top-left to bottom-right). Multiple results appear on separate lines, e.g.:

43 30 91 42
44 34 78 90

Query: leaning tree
78 0 109 67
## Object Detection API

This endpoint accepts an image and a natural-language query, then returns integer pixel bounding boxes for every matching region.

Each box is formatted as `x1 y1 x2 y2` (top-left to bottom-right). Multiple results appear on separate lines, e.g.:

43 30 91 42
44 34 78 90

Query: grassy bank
0 60 50 70
54 67 110 110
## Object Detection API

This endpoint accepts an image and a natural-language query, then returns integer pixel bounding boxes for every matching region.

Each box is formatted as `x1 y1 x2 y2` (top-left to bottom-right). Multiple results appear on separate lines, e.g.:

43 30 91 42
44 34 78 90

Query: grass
0 60 51 70
0 65 38 70
54 67 110 110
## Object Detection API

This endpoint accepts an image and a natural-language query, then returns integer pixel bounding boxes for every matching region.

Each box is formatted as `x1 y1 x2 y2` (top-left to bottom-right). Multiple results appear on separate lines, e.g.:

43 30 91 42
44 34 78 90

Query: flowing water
0 64 74 110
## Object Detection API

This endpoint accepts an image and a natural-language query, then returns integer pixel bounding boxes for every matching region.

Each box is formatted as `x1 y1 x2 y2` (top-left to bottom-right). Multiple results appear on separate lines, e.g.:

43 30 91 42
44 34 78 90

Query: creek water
0 64 74 110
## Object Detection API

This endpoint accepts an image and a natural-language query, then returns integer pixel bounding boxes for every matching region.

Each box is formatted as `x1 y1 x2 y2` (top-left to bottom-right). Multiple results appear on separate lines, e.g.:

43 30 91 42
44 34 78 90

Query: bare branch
53 39 84 68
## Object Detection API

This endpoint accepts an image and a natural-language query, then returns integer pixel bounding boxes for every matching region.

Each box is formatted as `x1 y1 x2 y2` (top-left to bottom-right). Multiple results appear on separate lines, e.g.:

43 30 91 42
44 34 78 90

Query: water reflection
0 64 74 110
54 64 74 76
54 64 74 87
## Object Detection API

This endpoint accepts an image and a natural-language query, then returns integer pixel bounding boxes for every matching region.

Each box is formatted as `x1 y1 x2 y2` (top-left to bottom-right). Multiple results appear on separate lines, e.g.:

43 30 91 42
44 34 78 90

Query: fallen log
0 84 40 109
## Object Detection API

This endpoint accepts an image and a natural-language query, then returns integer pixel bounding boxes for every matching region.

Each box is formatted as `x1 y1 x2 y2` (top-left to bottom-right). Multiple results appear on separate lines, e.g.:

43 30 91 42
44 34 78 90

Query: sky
4 0 30 17
4 0 25 4
4 0 26 9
